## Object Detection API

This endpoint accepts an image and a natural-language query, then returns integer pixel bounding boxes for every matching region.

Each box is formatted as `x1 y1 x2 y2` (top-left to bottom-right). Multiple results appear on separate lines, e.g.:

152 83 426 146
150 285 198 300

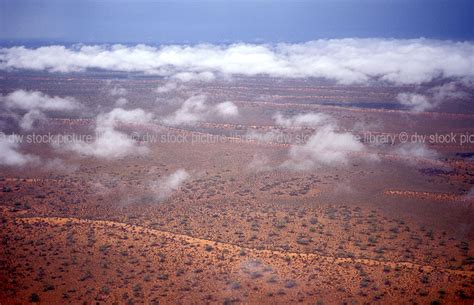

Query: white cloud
3 90 79 111
109 85 127 96
114 97 128 107
65 108 153 159
215 101 239 117
396 82 468 112
155 72 215 95
163 95 207 125
394 142 438 159
273 112 329 128
96 107 153 136
1 39 473 85
2 90 80 130
430 82 468 102
151 169 190 201
247 154 272 172
282 125 365 169
259 111 372 169
172 71 216 82
162 95 238 126
19 109 45 131
0 137 37 166
42 158 78 173
156 81 178 93
397 93 432 112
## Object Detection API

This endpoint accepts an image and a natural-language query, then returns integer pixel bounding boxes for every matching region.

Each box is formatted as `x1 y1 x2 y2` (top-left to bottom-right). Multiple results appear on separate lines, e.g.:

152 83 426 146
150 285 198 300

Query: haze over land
1 0 473 304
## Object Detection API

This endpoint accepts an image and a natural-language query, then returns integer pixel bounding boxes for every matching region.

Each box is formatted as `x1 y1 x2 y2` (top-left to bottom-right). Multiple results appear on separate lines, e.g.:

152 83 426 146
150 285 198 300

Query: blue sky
1 0 473 44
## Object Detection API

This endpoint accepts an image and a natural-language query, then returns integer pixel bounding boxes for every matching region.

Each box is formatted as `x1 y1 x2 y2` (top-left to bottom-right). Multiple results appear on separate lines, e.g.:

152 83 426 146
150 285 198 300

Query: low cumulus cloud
282 125 365 170
162 95 238 126
273 112 330 128
19 109 45 131
41 158 79 173
0 136 79 170
1 39 473 85
0 137 37 166
394 142 439 160
247 154 273 172
280 113 365 170
65 108 153 159
1 90 80 130
172 71 216 82
397 93 432 112
215 101 239 117
105 82 128 105
156 81 179 93
268 111 369 169
155 72 216 95
3 90 79 111
150 169 190 201
108 85 127 96
397 82 468 112
114 97 128 107
247 111 331 146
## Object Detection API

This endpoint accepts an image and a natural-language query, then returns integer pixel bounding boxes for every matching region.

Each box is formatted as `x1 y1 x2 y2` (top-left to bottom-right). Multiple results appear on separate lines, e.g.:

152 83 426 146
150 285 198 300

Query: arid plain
1 72 473 304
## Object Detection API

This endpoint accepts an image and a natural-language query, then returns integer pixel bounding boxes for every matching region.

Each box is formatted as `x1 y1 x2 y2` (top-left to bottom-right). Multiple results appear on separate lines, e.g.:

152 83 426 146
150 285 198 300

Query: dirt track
16 215 474 277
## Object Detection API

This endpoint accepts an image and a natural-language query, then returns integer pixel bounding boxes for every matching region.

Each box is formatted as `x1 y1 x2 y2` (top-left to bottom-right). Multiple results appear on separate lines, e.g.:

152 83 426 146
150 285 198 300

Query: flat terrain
1 72 473 304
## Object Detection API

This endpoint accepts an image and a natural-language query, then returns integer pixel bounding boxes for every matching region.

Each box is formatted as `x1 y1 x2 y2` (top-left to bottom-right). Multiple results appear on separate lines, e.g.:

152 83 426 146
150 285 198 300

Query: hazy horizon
1 0 473 45
1 1 474 304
